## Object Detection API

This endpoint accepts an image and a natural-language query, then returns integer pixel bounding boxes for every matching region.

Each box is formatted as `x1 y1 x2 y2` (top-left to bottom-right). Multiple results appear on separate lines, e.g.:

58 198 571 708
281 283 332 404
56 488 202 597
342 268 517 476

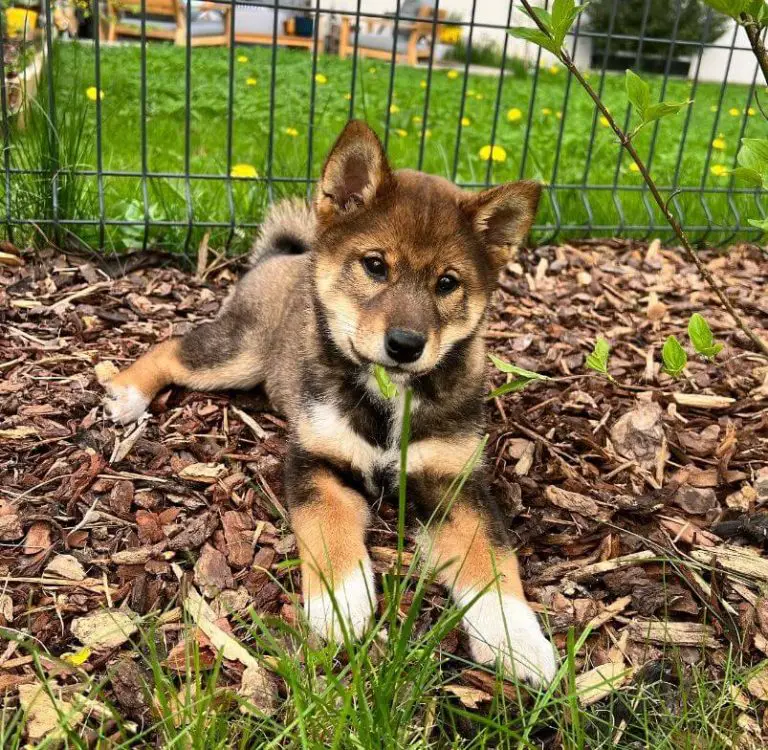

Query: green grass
3 389 762 748
3 40 765 253
2 561 759 749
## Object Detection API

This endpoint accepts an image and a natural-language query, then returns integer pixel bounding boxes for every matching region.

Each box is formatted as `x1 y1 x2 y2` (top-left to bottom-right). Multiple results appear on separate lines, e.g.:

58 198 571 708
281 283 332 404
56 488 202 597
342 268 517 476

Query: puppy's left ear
460 180 541 269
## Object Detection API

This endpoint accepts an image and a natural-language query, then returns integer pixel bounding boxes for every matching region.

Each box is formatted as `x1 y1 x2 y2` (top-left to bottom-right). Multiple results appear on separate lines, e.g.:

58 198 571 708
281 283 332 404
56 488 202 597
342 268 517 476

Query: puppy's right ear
316 120 391 223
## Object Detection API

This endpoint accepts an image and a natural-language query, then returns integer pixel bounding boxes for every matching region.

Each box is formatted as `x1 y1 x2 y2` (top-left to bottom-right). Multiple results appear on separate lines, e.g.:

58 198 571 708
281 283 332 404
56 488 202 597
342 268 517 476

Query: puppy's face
313 121 541 377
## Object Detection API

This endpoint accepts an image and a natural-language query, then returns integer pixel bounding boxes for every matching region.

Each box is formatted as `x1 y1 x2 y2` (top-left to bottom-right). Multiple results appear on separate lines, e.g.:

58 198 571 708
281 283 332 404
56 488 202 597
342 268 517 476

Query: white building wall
690 20 761 84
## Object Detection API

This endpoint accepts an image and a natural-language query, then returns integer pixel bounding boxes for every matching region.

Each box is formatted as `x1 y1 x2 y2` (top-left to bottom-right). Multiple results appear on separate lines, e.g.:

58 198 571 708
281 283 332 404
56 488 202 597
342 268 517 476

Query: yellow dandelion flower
461 116 471 126
555 111 562 120
85 86 104 101
600 115 610 128
394 128 408 137
475 93 484 101
389 104 400 114
712 136 726 150
237 55 248 63
447 69 459 79
420 79 427 88
344 92 352 100
709 105 717 112
315 73 328 84
412 115 422 124
425 129 432 138
548 65 559 74
728 107 740 116
285 127 299 137
507 107 522 123
246 77 257 86
710 164 728 176
479 144 507 162
541 107 552 116
746 107 756 116
629 162 640 173
368 66 377 74
230 163 258 179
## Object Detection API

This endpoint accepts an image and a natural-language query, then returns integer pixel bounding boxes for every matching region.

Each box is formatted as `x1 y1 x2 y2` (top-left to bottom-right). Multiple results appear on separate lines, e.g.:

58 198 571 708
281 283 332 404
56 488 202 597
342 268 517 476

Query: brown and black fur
103 121 555 683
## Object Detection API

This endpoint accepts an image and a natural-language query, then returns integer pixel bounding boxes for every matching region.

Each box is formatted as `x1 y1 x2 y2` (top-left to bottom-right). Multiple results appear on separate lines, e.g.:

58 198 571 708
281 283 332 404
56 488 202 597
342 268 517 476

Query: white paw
304 560 375 644
103 383 150 425
458 591 557 687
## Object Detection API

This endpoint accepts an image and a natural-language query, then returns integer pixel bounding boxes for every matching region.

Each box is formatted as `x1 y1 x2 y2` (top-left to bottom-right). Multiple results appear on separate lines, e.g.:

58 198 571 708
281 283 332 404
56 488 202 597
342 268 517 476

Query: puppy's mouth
348 340 425 377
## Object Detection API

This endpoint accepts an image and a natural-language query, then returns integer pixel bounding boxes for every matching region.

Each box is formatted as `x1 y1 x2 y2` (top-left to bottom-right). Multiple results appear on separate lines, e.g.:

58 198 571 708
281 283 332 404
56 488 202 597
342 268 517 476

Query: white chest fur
298 375 483 487
301 391 412 481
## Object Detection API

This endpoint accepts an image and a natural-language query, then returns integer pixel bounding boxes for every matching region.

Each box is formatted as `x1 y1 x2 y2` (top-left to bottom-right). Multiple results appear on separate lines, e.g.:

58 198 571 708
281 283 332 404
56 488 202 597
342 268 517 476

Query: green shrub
444 39 528 77
586 0 729 58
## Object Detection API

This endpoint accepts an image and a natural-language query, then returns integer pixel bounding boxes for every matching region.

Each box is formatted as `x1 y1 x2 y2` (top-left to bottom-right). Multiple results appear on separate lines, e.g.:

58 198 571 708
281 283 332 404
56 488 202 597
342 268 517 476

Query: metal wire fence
0 0 764 259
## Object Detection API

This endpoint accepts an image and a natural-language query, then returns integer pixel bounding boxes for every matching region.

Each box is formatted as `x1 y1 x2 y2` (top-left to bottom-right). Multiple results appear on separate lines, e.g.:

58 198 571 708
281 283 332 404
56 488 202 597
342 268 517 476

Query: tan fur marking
109 338 262 402
109 339 186 399
423 504 525 600
407 434 483 477
292 470 371 598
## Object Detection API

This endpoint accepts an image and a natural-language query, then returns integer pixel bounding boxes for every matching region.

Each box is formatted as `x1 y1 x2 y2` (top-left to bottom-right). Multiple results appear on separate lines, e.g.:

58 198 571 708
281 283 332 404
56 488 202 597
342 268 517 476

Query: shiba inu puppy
103 121 556 685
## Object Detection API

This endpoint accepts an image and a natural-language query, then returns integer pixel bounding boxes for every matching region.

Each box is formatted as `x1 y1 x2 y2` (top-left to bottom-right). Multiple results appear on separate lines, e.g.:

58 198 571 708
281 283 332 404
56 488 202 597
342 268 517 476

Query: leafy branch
510 0 768 357
701 2 768 230
704 1 768 83
491 313 724 397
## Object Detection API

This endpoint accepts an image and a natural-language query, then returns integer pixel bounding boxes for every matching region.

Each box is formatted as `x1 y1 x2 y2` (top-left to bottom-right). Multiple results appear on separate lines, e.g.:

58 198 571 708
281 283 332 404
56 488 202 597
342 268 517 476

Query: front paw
304 559 375 644
103 382 150 425
459 591 557 687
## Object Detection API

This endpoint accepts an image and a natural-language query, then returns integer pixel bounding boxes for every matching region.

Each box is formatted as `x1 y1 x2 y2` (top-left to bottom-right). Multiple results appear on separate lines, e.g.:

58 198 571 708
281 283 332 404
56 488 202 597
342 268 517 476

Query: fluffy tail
250 198 315 266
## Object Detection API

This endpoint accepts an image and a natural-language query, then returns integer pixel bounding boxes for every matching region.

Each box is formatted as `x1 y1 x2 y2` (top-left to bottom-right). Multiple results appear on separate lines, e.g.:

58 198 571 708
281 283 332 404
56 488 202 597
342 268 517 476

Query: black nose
385 328 426 364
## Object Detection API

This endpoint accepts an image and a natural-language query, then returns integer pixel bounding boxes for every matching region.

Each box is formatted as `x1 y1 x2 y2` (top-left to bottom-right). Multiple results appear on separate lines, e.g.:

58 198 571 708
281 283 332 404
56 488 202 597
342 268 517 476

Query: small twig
663 188 683 216
517 0 768 358
754 88 768 121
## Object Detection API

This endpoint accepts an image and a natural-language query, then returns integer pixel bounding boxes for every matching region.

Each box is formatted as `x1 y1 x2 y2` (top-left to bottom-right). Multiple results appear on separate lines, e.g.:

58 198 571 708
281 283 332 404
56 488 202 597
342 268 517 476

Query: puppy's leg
419 498 556 686
287 454 375 643
104 313 265 424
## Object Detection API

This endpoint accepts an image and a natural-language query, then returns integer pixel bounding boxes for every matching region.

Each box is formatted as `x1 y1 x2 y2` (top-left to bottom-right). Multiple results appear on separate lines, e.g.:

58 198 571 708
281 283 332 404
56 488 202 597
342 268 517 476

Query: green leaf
746 0 768 23
643 99 693 123
586 337 611 377
507 26 560 54
488 353 550 381
748 217 768 230
625 70 651 119
488 378 541 399
551 0 574 32
518 4 554 33
729 166 764 187
373 364 398 399
661 336 688 377
729 167 763 187
737 138 768 173
488 354 549 398
702 0 746 18
551 0 588 46
688 313 723 360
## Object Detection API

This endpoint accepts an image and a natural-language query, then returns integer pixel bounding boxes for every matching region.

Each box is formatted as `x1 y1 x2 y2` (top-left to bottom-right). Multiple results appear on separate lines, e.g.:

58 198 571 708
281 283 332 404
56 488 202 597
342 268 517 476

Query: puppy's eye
436 274 459 295
361 254 388 281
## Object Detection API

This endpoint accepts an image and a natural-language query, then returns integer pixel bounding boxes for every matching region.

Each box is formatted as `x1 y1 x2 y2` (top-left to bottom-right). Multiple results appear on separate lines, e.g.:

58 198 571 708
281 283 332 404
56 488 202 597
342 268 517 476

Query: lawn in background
5 40 765 253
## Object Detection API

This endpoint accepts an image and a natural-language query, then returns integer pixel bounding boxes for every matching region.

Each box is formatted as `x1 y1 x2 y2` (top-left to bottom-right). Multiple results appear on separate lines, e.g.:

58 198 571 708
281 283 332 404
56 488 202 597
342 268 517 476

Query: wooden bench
339 4 445 66
103 0 231 47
